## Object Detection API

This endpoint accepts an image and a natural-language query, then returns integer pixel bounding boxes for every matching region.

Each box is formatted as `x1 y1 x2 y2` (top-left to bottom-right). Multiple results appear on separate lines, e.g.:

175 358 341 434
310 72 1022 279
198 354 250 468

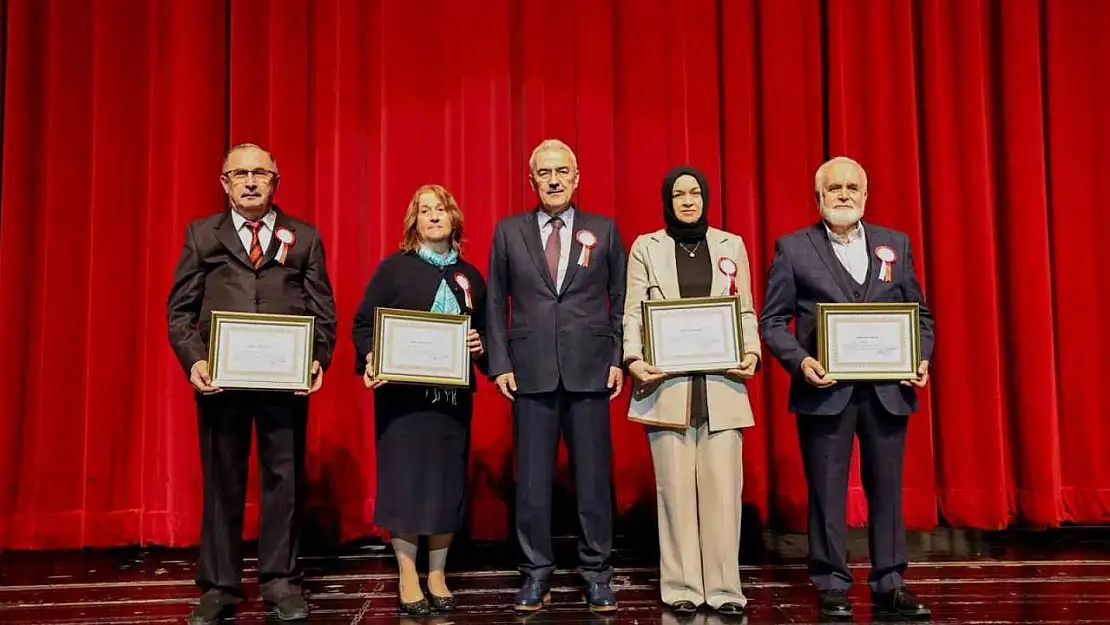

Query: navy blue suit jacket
760 222 935 416
485 207 626 394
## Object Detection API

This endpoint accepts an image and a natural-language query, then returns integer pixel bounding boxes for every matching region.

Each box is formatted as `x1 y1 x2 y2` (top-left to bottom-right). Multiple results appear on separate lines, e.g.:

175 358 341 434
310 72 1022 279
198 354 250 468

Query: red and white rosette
874 245 897 282
718 257 738 295
275 227 296 264
454 273 473 309
575 229 598 267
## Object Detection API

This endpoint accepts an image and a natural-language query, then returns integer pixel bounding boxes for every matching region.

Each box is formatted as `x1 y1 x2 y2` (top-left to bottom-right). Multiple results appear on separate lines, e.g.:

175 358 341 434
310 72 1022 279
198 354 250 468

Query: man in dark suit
486 138 626 613
167 143 337 624
761 157 934 620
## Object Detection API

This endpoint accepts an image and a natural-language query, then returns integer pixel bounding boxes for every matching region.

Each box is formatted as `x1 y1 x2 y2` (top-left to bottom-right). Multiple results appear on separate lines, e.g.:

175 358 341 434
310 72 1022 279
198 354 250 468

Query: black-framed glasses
222 168 278 184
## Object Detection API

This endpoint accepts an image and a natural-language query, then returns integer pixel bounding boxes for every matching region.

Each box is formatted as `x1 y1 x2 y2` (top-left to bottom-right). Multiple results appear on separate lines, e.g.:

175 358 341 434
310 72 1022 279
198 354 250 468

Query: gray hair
528 138 578 172
814 156 866 197
222 142 280 173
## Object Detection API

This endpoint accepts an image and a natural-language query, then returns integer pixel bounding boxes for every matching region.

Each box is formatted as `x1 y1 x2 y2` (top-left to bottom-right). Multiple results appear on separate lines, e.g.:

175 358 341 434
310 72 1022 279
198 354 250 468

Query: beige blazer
622 227 761 432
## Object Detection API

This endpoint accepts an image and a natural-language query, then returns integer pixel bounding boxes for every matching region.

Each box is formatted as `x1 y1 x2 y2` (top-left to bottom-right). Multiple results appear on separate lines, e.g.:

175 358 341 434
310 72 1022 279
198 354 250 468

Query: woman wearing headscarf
621 166 761 616
352 184 487 615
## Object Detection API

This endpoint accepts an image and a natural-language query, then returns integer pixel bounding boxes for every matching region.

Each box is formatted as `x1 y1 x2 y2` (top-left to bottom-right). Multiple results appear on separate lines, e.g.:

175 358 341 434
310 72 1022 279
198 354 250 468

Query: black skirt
372 384 472 535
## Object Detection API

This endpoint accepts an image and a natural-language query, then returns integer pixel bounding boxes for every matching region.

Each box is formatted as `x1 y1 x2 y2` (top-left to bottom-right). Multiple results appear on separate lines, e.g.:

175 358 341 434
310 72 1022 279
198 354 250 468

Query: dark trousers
195 391 308 602
513 387 613 584
797 384 908 594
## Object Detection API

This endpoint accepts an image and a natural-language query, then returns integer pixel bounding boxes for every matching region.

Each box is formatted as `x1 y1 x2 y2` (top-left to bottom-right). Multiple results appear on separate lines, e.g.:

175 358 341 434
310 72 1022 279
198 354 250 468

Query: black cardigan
352 251 489 389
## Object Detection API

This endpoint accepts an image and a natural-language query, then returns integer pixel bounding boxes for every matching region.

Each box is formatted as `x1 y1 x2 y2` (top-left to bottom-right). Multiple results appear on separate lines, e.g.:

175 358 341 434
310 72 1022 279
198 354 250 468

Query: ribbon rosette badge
575 229 598 266
275 227 296 264
717 257 738 295
454 273 473 309
874 245 897 282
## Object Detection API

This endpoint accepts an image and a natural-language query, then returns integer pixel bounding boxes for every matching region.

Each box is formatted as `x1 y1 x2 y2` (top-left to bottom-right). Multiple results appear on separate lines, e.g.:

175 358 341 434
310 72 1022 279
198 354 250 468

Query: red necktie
545 216 564 283
245 221 264 268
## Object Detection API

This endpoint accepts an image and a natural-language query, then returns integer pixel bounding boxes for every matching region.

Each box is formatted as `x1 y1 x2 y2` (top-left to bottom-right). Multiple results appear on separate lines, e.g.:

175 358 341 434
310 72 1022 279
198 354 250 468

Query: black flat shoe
668 600 698 614
399 596 431 615
716 602 745 615
429 594 456 612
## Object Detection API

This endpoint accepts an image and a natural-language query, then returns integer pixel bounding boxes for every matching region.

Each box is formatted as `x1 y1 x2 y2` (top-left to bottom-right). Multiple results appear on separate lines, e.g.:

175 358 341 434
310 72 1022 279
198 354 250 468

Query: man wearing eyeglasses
167 143 337 624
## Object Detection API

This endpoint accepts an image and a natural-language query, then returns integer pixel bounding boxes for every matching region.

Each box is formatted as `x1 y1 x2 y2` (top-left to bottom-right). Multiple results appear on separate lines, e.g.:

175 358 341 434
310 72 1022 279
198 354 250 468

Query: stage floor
1 528 1109 624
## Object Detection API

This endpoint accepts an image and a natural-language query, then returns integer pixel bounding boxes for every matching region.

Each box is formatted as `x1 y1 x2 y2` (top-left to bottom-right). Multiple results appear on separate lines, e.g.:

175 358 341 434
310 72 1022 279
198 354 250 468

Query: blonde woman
352 185 486 614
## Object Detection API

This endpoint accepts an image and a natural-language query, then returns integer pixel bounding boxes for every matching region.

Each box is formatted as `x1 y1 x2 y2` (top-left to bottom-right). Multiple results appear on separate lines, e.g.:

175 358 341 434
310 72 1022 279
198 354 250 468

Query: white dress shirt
826 221 868 284
231 209 277 255
538 207 575 291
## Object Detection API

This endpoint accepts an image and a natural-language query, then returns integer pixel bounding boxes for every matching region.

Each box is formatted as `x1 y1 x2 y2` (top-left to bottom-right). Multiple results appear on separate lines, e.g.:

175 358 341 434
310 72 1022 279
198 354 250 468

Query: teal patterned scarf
416 245 461 314
416 244 462 406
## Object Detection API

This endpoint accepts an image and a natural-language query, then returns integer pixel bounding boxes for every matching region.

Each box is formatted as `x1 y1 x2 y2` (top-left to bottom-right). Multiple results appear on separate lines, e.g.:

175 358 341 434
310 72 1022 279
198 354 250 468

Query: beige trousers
647 416 745 608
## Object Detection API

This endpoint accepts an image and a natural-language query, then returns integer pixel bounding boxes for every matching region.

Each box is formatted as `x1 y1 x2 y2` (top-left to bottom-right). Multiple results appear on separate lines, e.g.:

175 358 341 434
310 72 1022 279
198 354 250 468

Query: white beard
821 205 863 228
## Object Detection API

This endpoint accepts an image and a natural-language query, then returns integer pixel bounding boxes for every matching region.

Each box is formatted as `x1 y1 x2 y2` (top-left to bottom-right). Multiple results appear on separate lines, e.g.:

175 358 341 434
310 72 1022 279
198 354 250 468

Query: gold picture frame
816 302 921 381
372 307 471 387
207 310 315 391
642 296 744 374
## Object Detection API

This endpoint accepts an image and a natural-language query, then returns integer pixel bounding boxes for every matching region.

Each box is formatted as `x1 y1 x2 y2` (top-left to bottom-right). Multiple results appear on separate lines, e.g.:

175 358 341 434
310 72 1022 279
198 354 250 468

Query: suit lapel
648 233 679 298
705 229 732 297
519 212 557 294
806 224 850 302
215 212 254 269
560 211 588 292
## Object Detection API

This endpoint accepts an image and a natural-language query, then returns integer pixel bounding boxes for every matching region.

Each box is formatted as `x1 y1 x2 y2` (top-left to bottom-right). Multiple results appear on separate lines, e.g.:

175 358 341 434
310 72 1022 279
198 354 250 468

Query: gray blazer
760 222 934 416
486 207 627 394
622 227 761 431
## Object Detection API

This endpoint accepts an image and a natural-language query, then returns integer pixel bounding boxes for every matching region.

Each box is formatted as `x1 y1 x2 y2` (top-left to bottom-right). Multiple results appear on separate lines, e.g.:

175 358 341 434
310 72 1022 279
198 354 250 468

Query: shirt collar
825 220 865 245
231 208 277 231
538 205 575 227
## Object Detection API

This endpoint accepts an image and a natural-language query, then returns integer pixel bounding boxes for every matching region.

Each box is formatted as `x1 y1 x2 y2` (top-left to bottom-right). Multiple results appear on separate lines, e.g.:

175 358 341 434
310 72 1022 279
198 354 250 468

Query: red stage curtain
1 0 1107 550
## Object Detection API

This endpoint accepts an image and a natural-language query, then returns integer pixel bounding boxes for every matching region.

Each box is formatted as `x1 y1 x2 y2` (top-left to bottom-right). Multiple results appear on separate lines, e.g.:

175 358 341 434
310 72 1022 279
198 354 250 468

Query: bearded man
760 156 934 621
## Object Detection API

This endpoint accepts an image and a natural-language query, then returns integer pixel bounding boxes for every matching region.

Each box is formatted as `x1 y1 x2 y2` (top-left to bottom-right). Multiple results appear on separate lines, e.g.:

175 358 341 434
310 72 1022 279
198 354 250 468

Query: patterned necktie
245 221 264 268
545 216 564 283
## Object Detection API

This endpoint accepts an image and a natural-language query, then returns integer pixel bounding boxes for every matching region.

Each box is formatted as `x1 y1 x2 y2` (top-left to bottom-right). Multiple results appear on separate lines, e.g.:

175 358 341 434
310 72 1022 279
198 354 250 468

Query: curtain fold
1 0 1106 549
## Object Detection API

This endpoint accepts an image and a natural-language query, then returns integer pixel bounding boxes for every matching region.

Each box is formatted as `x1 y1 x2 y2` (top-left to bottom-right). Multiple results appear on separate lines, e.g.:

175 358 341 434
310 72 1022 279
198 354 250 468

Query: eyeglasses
222 168 278 184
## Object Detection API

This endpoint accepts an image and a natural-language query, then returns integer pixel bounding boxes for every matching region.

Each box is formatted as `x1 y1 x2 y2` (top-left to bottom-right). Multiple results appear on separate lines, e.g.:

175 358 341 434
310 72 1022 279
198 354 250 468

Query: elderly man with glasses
167 143 338 624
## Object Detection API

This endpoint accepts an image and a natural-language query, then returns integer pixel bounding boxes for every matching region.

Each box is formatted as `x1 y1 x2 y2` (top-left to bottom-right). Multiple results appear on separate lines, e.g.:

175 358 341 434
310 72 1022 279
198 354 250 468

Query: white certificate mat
374 308 470 386
209 312 314 391
643 297 742 374
817 303 920 380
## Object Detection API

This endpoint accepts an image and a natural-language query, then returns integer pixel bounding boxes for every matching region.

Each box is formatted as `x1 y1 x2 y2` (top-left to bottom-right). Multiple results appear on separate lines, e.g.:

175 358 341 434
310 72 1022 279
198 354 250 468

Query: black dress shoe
429 593 456 612
716 602 746 615
187 590 236 625
818 589 853 619
586 582 618 612
668 600 698 614
872 585 930 619
272 594 309 621
513 579 551 613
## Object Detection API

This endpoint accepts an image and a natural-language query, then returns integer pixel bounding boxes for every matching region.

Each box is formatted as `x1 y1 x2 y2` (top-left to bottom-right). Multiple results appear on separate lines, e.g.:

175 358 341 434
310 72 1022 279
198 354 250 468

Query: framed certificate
642 296 744 374
373 307 471 387
816 302 921 380
208 311 315 391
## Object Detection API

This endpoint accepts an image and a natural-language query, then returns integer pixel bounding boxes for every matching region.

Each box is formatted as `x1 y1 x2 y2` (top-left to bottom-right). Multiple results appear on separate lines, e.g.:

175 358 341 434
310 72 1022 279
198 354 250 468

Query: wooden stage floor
1 527 1109 624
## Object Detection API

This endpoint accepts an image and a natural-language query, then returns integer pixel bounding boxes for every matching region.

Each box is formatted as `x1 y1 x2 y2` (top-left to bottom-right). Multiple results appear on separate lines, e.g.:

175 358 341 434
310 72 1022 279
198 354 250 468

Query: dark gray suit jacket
167 206 338 376
486 207 627 394
760 222 934 416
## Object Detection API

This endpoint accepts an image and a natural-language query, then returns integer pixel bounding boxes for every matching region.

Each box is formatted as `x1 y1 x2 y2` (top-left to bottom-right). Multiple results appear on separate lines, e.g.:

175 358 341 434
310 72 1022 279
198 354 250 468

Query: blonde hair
814 156 867 198
400 184 465 253
529 138 578 172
